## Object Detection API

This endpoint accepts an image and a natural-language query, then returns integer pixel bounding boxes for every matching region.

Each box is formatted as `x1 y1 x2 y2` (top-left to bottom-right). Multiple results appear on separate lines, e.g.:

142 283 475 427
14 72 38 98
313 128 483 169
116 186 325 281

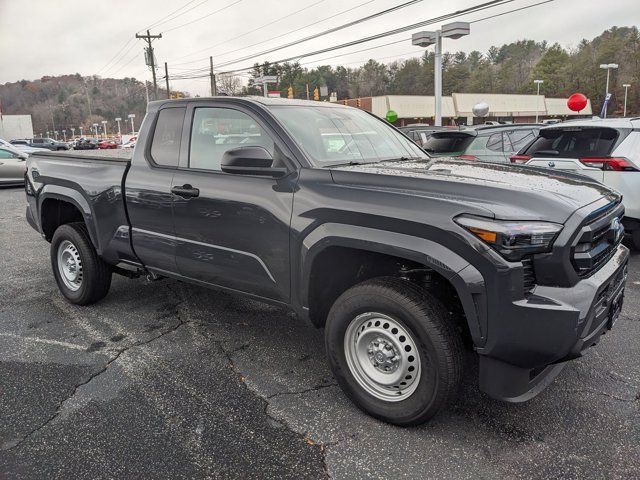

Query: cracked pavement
1 187 639 479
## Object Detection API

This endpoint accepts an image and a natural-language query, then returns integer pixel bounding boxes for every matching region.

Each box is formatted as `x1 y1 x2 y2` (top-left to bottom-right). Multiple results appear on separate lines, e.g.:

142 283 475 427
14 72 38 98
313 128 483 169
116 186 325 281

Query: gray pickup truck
25 97 629 425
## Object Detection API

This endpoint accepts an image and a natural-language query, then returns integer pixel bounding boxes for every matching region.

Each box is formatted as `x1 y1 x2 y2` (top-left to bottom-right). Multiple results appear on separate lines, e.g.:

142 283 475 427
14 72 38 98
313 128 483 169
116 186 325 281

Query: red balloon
567 93 588 112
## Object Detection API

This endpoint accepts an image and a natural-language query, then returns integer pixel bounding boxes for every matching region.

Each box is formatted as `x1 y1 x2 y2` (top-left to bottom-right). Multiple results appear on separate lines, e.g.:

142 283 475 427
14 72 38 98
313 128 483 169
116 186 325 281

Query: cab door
170 103 296 302
125 106 186 274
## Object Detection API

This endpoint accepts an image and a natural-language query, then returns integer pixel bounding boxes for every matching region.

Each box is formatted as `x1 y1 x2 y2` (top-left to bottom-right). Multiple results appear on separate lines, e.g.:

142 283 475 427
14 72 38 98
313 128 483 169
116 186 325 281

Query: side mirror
221 146 287 177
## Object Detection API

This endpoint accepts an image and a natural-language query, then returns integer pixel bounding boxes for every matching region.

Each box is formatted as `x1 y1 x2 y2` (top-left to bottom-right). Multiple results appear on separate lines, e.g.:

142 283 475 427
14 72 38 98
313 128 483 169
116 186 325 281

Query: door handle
171 184 200 198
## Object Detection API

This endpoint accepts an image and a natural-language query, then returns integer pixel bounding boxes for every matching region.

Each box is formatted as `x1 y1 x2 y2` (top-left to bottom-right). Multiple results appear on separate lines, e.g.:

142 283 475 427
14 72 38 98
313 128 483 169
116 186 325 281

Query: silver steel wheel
344 312 422 402
57 240 83 292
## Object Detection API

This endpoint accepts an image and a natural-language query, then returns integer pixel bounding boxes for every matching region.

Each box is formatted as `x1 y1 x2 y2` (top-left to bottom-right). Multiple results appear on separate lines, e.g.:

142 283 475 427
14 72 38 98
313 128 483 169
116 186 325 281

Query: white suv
511 117 640 249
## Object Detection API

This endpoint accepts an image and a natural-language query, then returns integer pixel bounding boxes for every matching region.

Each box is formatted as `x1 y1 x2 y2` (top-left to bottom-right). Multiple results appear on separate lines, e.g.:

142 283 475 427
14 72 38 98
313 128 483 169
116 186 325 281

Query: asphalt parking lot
0 186 638 479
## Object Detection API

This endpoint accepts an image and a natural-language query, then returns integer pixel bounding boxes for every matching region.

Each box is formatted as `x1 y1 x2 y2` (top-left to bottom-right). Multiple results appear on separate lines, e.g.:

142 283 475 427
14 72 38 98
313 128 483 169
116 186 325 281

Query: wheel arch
298 223 487 346
39 186 100 252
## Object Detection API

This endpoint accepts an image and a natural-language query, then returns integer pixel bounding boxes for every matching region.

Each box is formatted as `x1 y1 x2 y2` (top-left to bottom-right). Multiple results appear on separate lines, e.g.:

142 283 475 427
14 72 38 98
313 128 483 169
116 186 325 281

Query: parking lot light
115 117 122 137
623 83 631 117
128 114 136 134
599 63 618 118
534 80 544 123
412 22 470 127
101 120 108 138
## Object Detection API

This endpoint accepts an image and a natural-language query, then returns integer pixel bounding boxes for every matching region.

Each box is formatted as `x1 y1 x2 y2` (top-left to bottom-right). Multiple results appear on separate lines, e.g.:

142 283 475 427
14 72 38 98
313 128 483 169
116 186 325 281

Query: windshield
269 105 427 166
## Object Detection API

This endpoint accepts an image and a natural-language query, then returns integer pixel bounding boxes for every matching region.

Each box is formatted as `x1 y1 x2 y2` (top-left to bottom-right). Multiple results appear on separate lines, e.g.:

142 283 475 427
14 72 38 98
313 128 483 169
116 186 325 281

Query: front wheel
325 277 463 426
51 223 112 305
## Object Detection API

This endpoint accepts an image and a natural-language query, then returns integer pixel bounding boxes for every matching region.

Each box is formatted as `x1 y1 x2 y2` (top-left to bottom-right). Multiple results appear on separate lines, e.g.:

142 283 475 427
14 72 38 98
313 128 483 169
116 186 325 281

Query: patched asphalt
0 187 638 479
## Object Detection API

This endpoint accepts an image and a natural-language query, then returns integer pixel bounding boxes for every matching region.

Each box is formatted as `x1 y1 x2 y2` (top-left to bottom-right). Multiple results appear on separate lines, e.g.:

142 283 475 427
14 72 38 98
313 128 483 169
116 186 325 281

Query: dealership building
339 93 592 125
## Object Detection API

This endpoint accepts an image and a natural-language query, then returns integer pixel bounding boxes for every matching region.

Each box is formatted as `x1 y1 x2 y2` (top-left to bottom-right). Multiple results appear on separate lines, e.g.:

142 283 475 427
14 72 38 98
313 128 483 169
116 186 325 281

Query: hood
330 158 618 223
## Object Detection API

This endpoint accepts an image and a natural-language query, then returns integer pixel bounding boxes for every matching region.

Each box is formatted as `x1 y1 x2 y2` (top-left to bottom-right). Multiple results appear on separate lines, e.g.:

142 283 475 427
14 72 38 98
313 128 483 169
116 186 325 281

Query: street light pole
115 117 122 137
534 79 544 123
128 114 136 134
412 22 470 127
101 120 108 138
433 31 442 126
623 84 631 117
599 63 618 118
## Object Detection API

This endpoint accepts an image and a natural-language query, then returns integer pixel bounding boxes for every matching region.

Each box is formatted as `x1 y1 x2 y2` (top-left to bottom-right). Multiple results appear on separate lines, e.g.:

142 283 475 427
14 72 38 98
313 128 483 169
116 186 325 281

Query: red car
97 140 119 149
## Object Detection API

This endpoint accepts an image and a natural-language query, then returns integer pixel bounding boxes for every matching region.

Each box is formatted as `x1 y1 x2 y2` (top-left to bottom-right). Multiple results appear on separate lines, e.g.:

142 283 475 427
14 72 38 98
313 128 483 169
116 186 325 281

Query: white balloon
472 102 490 117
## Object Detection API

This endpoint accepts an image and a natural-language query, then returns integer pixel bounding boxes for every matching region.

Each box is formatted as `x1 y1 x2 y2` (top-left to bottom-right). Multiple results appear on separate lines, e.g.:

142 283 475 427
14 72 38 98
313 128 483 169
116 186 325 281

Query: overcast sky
1 0 638 96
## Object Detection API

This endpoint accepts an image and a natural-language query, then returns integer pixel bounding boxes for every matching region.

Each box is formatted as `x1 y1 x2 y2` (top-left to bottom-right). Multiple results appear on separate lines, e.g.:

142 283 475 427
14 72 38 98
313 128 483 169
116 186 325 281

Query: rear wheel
325 277 463 426
51 223 112 305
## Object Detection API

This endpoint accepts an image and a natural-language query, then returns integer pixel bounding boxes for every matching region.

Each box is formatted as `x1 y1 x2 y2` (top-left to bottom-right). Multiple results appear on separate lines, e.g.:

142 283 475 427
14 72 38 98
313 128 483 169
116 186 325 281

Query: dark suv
12 138 69 151
422 124 541 162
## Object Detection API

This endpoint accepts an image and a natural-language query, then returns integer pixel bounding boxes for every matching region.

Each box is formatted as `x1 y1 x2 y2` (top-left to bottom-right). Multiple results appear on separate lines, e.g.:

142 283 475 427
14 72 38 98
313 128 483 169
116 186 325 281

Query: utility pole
210 56 217 96
144 80 150 105
165 62 170 99
306 84 310 100
136 30 162 100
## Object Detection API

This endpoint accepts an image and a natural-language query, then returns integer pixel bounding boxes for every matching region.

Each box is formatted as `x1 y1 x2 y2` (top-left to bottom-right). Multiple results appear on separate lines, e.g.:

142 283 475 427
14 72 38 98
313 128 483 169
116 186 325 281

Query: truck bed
26 149 134 267
31 149 132 162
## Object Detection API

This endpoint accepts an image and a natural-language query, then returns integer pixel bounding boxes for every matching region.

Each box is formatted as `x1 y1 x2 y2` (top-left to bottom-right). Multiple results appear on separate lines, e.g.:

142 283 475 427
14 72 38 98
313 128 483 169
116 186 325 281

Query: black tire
632 229 640 251
325 276 463 426
51 222 112 305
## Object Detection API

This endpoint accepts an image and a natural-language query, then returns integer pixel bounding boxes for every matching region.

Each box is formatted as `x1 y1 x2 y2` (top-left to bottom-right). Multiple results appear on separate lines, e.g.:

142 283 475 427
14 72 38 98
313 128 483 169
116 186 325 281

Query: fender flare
38 185 101 253
298 223 488 345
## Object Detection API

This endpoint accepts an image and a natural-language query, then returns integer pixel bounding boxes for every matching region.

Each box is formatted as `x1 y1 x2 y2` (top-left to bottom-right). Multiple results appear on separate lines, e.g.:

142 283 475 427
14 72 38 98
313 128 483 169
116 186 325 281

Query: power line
469 0 554 23
99 1 206 76
178 0 419 68
162 0 243 34
97 38 135 75
216 0 516 75
142 0 207 32
168 0 328 64
103 41 140 76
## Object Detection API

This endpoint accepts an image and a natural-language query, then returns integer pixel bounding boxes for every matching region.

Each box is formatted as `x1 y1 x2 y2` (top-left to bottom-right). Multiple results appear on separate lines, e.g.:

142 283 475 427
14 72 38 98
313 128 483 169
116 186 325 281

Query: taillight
510 154 531 164
579 157 639 172
459 154 478 160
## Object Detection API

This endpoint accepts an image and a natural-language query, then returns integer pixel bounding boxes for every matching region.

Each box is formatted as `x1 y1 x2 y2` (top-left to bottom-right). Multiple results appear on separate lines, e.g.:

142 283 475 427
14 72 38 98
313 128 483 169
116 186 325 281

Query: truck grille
572 203 624 277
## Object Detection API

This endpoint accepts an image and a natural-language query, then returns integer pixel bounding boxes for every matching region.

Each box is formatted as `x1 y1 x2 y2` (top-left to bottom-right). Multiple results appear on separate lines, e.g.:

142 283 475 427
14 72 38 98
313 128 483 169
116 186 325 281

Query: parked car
0 146 27 186
422 124 541 162
25 97 628 426
121 136 137 149
1 138 43 156
513 117 640 249
73 138 99 150
11 138 69 151
97 139 119 149
398 125 450 147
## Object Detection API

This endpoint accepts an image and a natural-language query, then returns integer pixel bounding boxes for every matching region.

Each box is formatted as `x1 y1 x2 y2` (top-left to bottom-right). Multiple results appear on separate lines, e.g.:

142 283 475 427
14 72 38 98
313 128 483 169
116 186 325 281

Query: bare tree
218 74 242 95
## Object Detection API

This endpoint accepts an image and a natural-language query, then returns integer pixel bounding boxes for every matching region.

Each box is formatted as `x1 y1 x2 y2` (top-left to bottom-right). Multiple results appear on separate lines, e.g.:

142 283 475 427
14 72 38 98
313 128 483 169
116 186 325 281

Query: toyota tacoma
25 97 629 425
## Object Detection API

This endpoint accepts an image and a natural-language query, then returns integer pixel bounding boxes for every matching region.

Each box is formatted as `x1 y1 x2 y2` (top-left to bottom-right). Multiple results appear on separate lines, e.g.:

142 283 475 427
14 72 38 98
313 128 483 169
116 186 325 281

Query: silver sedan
0 147 27 186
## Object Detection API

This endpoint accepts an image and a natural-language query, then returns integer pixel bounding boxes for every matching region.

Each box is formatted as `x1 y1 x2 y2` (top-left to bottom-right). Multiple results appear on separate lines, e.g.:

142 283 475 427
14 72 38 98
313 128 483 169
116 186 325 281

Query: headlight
455 214 563 261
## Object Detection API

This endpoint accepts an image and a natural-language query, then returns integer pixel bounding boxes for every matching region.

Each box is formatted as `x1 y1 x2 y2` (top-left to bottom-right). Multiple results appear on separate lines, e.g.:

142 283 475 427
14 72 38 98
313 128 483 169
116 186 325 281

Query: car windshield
269 105 427 166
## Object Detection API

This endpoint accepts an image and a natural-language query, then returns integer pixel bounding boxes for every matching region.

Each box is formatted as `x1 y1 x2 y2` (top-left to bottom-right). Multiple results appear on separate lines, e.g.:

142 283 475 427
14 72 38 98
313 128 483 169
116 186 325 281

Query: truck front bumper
478 244 629 402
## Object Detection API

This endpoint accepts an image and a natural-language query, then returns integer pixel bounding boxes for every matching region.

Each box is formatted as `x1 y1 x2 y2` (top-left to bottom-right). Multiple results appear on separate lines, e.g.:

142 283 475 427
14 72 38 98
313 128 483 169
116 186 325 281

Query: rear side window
423 133 474 154
150 107 186 167
523 127 618 158
508 129 537 151
485 133 503 152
